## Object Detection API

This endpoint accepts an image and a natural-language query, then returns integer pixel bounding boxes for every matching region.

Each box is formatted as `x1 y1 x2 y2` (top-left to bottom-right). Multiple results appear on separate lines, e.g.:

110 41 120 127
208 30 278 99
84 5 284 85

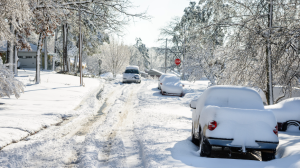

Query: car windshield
125 69 139 74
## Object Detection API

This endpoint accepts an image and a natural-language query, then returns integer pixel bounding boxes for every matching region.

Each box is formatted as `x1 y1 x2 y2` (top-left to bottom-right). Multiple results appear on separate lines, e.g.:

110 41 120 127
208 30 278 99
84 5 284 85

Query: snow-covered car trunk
160 76 183 96
191 85 279 161
201 106 278 149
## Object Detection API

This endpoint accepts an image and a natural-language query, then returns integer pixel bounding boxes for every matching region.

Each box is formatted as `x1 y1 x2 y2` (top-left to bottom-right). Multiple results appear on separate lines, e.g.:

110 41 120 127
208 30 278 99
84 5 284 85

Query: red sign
175 58 181 65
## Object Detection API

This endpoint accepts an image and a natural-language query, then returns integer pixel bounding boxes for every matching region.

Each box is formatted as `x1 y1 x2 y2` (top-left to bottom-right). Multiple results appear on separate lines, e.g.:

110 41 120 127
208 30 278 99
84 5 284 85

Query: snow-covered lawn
0 69 102 149
0 72 300 167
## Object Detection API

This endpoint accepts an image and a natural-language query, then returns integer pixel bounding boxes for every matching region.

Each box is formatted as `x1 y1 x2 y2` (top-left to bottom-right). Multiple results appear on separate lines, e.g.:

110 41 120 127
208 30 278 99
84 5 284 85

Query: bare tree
101 38 130 77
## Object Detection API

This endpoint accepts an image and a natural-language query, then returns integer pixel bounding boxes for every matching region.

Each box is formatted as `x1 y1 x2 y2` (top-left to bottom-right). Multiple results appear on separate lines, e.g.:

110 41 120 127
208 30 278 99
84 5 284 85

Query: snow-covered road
0 76 300 168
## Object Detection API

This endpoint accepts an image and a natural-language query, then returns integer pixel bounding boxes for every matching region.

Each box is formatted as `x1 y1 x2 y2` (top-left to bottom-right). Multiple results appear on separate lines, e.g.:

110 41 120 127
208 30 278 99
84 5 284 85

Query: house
0 42 45 68
145 69 164 78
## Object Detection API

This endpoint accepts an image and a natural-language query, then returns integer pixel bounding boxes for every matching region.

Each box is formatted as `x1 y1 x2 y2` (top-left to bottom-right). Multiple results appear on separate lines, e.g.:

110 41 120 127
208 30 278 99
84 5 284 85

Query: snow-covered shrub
0 59 24 98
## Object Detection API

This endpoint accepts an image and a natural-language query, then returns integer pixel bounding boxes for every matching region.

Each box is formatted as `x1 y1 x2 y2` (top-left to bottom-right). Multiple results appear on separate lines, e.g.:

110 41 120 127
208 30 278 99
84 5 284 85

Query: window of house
26 56 32 58
18 56 23 58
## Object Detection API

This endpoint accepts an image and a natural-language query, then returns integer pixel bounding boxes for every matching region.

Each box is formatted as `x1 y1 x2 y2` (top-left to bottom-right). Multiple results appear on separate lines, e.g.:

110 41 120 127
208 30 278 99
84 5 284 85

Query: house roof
0 41 44 52
145 69 164 76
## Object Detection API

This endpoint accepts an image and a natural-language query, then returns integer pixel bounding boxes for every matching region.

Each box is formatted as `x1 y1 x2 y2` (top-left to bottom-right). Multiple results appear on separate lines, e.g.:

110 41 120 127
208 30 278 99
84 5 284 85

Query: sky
123 0 192 48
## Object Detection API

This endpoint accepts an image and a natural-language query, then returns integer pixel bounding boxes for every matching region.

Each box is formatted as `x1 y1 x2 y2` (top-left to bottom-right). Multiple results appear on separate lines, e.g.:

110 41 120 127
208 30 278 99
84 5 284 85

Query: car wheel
282 121 300 131
200 135 211 157
191 125 200 146
161 89 164 95
261 151 276 161
180 92 184 97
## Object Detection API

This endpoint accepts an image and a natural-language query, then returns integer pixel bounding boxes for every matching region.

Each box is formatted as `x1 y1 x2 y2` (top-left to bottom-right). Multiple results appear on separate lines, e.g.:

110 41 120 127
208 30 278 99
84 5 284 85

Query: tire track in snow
67 84 129 138
63 83 131 167
94 82 146 167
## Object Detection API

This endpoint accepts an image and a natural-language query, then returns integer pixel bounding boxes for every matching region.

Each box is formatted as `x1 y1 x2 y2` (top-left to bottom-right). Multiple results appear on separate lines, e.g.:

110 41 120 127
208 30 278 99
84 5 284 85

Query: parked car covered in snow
265 98 300 131
160 76 184 97
190 86 279 161
123 66 141 83
158 73 177 90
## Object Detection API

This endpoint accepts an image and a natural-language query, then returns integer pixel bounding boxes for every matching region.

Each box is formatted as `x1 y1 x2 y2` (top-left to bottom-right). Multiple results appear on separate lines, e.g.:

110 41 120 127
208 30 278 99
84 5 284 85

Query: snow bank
100 72 113 78
265 98 300 123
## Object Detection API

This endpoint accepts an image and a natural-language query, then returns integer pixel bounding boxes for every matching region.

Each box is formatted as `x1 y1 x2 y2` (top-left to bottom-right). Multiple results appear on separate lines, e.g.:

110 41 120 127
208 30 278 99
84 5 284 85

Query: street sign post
175 58 181 66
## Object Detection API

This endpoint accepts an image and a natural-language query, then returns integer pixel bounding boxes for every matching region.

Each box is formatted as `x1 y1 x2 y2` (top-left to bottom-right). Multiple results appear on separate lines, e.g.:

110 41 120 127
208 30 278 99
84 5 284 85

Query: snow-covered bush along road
0 73 300 167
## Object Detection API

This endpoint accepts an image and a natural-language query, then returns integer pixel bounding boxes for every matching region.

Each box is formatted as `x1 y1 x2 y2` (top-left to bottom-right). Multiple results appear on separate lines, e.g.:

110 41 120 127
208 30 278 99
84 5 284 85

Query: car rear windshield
125 69 139 74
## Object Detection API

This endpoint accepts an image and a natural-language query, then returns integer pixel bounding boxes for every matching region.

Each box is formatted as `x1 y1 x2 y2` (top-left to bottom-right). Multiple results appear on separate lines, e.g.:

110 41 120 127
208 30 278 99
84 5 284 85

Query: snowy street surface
0 71 300 167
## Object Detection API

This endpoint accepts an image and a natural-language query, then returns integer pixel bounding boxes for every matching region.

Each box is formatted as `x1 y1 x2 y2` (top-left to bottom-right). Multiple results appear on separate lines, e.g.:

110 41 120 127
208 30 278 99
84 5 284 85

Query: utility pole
267 0 274 105
182 36 185 80
79 2 83 86
14 29 18 76
44 36 47 70
165 38 167 73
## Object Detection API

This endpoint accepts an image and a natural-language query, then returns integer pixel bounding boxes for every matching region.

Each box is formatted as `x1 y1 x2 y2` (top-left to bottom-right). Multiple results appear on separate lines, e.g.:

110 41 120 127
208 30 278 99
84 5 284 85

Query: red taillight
208 120 217 131
160 83 162 85
273 125 278 136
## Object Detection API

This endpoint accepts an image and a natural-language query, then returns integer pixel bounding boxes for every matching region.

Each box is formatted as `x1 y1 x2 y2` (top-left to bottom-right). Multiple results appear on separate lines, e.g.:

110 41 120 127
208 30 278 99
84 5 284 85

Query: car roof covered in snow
159 73 177 80
126 66 139 70
197 85 264 110
161 76 180 83
265 97 300 122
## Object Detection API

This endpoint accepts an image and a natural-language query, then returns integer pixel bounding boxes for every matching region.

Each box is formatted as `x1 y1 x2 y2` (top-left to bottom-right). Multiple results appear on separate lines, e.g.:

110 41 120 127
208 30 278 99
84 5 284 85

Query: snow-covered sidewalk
0 69 101 149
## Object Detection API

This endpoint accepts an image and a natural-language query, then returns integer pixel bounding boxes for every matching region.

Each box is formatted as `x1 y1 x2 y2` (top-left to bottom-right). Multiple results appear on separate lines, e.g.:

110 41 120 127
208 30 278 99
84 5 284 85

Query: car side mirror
190 100 197 109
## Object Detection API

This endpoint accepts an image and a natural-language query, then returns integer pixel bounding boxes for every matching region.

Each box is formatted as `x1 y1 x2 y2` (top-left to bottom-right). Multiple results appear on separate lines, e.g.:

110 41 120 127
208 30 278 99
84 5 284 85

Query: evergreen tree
135 38 150 70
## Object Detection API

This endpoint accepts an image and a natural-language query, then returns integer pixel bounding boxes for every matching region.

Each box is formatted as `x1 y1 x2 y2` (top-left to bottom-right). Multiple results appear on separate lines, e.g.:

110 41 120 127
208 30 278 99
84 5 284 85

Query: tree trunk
74 56 77 72
6 40 10 64
14 46 18 76
36 33 43 84
266 0 274 105
63 23 68 72
53 28 58 71
8 23 13 73
68 57 70 71
44 36 47 70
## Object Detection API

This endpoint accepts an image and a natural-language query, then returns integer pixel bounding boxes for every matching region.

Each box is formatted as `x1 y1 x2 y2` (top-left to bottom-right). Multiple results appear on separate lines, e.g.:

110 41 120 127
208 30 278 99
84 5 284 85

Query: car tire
161 89 164 95
180 92 184 97
261 151 275 161
200 135 211 157
282 121 300 131
191 125 200 146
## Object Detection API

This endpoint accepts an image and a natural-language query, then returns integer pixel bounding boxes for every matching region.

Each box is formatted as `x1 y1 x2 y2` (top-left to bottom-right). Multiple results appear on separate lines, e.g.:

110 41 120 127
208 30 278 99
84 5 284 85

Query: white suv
123 66 141 83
